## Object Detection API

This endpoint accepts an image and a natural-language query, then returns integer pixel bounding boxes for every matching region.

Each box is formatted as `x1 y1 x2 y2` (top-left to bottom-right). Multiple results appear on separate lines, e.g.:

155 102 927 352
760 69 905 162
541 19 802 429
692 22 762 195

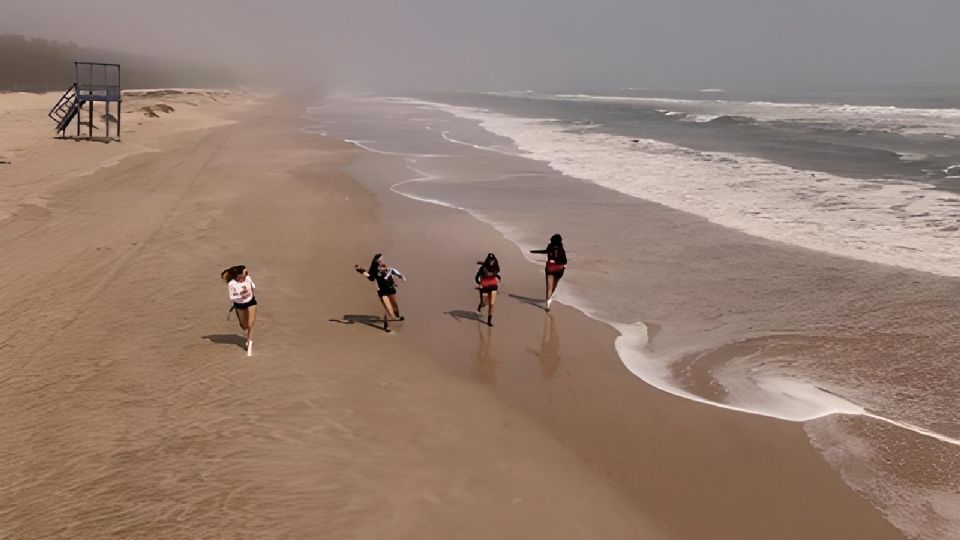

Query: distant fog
3 0 960 92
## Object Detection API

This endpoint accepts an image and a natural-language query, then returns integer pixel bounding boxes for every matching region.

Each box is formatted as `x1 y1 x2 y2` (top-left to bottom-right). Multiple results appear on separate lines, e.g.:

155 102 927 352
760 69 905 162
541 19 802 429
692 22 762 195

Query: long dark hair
548 234 566 264
481 252 500 274
221 265 246 282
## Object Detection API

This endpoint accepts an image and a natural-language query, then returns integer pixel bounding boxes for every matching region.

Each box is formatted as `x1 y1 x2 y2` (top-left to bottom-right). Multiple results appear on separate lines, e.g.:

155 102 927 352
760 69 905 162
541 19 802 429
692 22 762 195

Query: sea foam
397 98 960 278
544 93 960 137
309 96 960 447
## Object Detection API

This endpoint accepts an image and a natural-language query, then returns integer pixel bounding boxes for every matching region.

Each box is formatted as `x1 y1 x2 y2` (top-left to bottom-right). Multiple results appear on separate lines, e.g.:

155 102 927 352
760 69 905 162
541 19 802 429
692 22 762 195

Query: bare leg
487 290 497 326
245 305 257 344
477 289 484 312
545 274 556 310
388 295 401 319
379 295 393 329
237 308 249 333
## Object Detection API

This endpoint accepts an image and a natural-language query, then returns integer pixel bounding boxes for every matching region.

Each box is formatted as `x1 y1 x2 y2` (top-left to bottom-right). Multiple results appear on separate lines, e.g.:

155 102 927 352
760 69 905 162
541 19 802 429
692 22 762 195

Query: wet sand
343 150 907 540
0 95 667 538
0 93 905 538
389 152 960 538
310 91 959 538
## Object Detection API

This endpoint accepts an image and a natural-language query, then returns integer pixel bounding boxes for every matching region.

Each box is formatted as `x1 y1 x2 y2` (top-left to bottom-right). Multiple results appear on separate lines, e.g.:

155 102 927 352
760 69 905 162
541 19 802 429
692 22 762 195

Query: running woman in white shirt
221 265 257 351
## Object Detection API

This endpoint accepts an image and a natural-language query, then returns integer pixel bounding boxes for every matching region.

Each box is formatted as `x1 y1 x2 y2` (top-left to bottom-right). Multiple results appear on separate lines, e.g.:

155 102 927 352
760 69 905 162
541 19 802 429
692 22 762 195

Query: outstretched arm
355 265 374 280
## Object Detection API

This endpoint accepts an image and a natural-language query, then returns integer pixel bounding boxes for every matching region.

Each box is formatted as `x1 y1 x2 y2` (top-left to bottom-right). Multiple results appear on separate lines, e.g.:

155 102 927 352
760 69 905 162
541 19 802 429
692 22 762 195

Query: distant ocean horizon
308 85 960 540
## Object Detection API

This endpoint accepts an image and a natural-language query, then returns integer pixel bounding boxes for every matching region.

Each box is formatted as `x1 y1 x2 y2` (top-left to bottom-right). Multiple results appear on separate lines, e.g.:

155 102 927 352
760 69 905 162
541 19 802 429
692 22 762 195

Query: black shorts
546 269 565 280
378 288 397 297
234 297 258 310
480 285 499 294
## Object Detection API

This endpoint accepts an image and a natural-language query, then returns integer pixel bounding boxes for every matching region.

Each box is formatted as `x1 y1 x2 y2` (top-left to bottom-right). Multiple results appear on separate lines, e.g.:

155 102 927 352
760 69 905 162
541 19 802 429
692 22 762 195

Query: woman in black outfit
474 253 501 326
530 233 566 311
355 253 406 331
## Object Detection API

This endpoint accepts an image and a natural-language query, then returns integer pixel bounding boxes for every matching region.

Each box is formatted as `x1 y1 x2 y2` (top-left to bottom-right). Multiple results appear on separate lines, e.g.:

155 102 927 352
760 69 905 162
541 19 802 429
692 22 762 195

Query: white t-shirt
228 275 256 304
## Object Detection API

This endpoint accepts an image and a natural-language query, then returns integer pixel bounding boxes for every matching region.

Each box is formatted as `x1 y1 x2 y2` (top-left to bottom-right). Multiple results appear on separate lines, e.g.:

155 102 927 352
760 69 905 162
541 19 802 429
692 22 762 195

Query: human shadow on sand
202 334 246 349
445 309 484 323
508 293 547 311
329 314 393 332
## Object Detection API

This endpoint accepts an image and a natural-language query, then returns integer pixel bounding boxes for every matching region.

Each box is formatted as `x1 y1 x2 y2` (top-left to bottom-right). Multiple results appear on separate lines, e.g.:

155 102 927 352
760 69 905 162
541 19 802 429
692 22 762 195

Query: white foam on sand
311 96 960 446
603 312 960 446
438 130 517 156
374 97 960 446
390 164 471 212
611 320 865 422
343 139 454 158
543 282 960 446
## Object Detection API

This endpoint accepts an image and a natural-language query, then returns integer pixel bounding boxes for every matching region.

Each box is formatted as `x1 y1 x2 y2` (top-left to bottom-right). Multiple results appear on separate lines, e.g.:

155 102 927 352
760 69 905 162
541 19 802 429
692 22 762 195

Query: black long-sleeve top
366 267 405 290
531 243 567 264
475 265 501 284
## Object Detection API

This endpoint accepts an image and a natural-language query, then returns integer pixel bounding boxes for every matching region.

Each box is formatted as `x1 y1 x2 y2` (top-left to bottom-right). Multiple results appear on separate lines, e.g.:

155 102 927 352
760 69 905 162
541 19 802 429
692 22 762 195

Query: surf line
610 320 960 448
390 163 545 211
330 126 960 449
390 164 471 212
342 139 455 159
439 130 517 156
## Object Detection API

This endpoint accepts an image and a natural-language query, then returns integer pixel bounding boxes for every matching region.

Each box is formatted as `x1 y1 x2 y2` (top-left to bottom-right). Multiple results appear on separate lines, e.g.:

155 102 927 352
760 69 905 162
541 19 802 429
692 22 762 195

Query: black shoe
383 319 389 331
477 303 483 312
487 316 493 327
397 316 405 321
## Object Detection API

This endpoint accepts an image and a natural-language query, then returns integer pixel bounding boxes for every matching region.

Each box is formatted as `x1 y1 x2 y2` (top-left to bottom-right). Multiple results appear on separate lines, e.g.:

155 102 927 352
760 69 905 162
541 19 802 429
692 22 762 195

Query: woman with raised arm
530 233 566 311
474 253 501 327
221 265 257 354
355 253 406 331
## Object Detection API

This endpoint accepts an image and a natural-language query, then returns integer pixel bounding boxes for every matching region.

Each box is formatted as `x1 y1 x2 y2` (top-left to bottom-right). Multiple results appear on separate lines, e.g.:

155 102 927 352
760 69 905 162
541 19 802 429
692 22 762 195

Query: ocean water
307 88 960 539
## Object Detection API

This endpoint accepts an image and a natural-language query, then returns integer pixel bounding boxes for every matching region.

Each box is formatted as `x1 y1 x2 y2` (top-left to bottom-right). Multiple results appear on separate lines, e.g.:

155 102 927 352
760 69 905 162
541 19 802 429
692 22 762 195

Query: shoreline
309 93 960 538
326 99 960 442
0 90 923 538
0 93 671 538
334 136 906 539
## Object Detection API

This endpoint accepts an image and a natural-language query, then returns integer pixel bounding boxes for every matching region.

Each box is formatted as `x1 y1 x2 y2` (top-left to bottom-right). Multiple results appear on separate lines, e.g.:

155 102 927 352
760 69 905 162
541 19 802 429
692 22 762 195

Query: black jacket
531 243 566 264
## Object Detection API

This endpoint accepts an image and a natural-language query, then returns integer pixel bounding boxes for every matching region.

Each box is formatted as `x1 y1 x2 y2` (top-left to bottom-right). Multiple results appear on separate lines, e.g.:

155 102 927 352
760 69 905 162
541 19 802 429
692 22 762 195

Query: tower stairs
48 85 81 135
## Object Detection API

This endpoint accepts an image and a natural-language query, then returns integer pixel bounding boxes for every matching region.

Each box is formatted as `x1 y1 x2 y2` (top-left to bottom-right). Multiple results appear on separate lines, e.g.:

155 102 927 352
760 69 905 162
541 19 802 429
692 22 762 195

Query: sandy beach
0 92 909 538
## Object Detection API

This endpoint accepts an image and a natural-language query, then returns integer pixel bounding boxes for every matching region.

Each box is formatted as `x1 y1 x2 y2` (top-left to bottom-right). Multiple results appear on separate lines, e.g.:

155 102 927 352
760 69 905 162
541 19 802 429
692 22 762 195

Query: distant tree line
0 35 238 92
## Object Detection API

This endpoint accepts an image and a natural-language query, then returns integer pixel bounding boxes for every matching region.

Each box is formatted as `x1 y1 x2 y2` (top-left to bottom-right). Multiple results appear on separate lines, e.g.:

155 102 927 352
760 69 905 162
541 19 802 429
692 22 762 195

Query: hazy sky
3 0 960 91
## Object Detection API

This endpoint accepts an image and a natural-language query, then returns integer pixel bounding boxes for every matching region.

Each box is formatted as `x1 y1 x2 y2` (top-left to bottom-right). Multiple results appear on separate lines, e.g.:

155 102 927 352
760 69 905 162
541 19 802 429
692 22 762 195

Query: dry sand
0 88 263 222
0 92 905 538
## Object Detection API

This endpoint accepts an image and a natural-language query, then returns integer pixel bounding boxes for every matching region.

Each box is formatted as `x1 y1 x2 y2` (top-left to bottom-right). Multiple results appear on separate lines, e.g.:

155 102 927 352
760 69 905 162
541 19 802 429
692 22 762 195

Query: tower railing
48 62 122 140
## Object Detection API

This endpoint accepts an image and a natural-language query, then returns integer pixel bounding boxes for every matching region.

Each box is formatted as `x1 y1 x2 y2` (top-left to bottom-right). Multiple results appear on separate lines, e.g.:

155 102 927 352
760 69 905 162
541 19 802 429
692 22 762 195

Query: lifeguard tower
48 62 122 141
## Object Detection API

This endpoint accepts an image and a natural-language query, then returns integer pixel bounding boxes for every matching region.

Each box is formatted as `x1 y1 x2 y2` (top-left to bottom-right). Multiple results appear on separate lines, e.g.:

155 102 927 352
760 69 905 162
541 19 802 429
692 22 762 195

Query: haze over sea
310 85 960 540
